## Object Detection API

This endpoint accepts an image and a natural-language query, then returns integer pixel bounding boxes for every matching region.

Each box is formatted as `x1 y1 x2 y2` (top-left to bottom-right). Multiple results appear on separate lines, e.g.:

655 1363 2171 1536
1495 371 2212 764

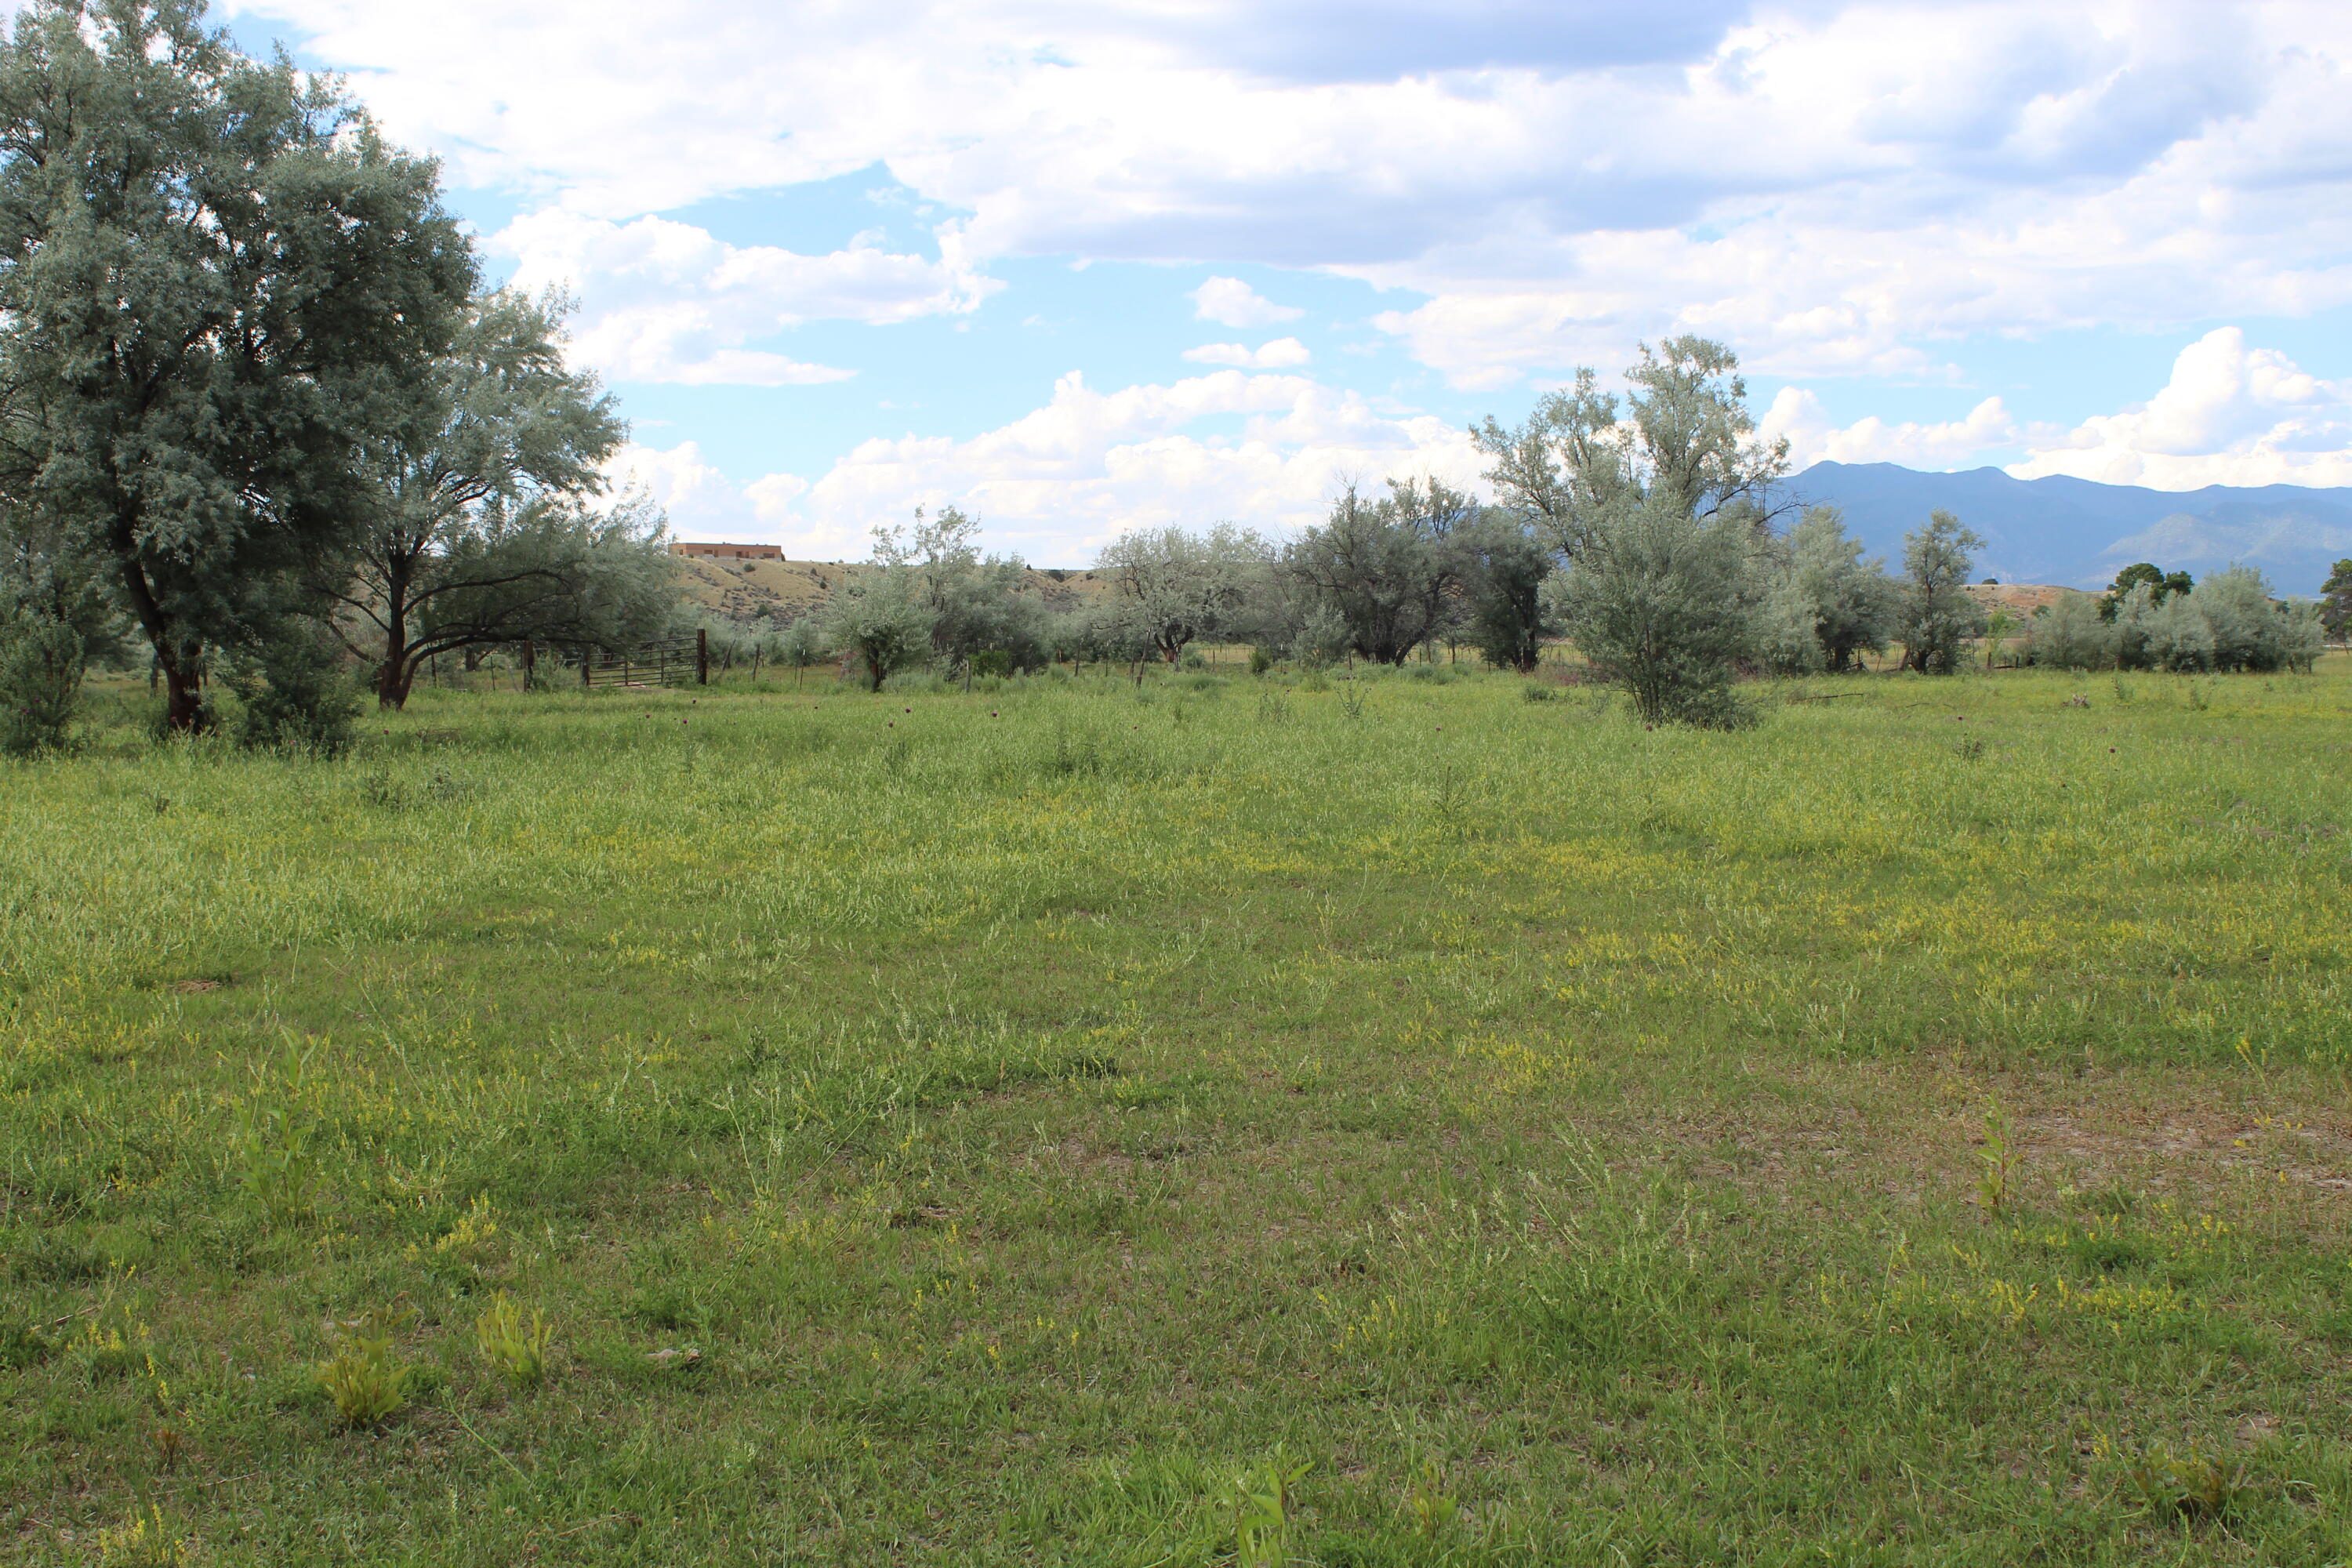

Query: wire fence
575 631 707 690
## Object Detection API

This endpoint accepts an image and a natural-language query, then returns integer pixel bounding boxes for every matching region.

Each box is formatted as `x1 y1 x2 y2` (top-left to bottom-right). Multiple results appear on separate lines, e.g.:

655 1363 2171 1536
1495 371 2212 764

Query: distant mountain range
1784 462 2352 595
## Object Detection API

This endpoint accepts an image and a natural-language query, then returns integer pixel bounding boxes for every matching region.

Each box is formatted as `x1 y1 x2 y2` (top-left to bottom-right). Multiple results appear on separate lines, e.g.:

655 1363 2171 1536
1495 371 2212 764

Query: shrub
0 604 83 756
2026 592 2115 670
2106 568 2321 673
2194 567 2274 671
2278 599 2326 672
2140 592 2214 673
1552 500 1758 728
223 623 362 756
779 614 829 673
1248 645 1272 676
1755 579 1827 676
820 566 935 691
1295 604 1349 669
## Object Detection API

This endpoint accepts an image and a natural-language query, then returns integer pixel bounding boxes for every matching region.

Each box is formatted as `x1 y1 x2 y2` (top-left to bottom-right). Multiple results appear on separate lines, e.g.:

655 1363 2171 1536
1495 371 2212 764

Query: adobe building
671 541 782 561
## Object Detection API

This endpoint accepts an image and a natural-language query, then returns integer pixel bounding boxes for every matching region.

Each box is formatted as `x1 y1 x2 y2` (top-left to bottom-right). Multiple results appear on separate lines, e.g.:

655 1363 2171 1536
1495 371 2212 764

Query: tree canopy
317 289 671 707
1497 336 1787 724
1095 522 1269 663
0 0 476 729
2320 558 2351 643
1474 336 1788 561
1758 506 1896 676
1896 511 1987 673
1283 477 1478 666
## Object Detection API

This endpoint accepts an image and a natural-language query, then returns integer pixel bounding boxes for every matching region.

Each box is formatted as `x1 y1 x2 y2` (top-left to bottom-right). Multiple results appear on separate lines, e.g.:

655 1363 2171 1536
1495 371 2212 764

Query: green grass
5 659 2352 1564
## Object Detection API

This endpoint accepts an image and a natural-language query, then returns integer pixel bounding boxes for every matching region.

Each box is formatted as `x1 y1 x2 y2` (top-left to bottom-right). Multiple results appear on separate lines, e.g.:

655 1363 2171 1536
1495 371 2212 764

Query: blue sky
223 0 2352 564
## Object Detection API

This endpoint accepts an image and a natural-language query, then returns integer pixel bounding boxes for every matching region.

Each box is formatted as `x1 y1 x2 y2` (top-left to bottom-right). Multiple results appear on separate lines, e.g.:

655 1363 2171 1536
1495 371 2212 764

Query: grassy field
5 659 2352 1565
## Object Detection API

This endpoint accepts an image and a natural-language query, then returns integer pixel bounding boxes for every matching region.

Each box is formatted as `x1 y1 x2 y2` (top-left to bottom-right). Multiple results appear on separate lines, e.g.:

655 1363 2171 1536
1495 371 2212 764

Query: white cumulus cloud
1180 337 1312 368
1763 390 2022 470
1771 328 2352 492
797 368 1486 561
2008 328 2352 488
611 369 1486 562
604 441 824 546
231 0 2352 477
492 210 999 387
1189 277 1305 328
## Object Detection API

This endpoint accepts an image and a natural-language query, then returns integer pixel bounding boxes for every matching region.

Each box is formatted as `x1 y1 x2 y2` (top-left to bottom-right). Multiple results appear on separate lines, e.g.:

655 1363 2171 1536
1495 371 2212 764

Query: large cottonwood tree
0 0 474 729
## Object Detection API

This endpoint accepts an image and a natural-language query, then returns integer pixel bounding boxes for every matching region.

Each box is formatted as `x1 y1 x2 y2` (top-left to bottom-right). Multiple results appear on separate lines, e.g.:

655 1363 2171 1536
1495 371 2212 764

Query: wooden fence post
697 627 710 686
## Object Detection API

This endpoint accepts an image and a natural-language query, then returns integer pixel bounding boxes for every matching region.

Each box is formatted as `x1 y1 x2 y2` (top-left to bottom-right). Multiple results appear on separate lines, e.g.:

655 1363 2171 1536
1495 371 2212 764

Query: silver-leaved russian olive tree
1283 477 1479 666
1896 510 1987 673
1094 522 1272 664
318 289 675 708
1479 336 1787 725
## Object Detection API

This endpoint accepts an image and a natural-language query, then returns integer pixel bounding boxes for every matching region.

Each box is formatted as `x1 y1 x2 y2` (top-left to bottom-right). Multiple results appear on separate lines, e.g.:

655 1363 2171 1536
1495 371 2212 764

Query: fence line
575 630 709 690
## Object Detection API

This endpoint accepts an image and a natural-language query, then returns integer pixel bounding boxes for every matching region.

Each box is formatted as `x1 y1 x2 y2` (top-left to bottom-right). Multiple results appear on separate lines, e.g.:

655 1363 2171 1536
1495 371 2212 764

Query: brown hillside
1962 582 2078 617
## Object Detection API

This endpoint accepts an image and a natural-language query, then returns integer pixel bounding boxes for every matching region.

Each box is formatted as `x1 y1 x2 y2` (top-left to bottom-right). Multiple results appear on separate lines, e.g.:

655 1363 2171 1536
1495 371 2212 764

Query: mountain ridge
1784 462 2352 593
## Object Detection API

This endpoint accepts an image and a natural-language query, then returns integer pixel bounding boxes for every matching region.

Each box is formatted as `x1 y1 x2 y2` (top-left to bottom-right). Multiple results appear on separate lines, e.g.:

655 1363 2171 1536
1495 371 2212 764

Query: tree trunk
119 559 209 733
380 655 419 710
158 640 205 734
377 558 411 709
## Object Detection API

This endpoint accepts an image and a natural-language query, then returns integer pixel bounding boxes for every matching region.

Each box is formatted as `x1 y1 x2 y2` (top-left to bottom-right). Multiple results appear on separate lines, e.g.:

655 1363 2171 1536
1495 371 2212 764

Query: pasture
5 662 2352 1565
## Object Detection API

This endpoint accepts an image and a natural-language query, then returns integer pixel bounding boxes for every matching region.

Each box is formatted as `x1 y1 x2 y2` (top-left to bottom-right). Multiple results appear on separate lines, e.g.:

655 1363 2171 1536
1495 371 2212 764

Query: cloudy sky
225 0 2352 562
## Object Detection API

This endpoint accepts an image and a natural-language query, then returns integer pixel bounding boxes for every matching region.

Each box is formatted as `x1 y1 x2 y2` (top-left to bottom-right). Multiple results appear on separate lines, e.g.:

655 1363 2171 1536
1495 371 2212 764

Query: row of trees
0 1 674 754
2 4 2325 750
763 337 2074 721
798 485 1550 691
2027 566 2325 673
